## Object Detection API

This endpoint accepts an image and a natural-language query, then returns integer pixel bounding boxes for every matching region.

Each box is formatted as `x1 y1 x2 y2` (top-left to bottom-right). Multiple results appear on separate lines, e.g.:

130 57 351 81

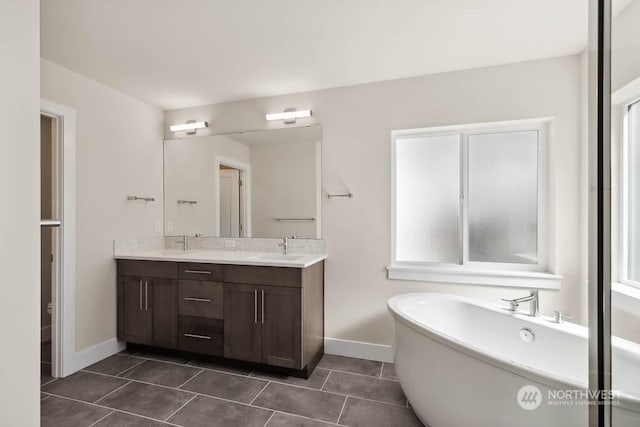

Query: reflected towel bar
127 196 155 202
275 217 316 221
177 200 198 205
327 193 353 199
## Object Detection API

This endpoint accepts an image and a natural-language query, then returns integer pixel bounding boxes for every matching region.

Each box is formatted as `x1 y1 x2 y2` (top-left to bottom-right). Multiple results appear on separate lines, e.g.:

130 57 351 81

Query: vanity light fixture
169 120 209 134
265 109 312 124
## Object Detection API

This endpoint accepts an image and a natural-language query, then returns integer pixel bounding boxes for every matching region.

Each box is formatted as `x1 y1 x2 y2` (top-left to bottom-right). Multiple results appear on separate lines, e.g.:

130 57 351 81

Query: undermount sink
252 254 304 261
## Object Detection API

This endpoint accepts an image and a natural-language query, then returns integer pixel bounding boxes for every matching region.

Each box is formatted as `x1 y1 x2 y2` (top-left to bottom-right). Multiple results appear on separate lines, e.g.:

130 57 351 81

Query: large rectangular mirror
164 125 321 238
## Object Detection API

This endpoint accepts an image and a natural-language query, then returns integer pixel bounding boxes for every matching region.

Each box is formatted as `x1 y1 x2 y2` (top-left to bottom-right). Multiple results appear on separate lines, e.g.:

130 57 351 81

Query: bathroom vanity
115 250 325 377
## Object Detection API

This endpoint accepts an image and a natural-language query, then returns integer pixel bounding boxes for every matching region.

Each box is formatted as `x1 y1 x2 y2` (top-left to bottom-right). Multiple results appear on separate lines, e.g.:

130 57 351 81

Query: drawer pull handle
184 333 211 340
184 270 212 275
184 297 212 302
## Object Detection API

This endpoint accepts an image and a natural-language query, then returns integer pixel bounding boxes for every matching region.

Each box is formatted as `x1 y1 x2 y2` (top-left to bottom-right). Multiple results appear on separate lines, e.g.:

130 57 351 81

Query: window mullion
461 133 469 266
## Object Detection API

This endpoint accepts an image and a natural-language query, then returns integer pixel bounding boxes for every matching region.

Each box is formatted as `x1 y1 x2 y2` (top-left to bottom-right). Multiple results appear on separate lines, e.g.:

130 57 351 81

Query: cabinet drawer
118 260 177 279
178 316 223 356
224 265 301 287
179 263 224 281
178 280 223 319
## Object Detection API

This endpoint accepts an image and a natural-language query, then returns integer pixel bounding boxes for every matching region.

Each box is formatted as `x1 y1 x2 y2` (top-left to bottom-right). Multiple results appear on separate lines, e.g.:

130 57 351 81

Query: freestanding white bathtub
388 293 640 427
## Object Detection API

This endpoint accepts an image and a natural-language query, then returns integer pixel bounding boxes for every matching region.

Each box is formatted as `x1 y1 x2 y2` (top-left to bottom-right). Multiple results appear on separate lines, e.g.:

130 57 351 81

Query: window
389 119 559 288
621 99 640 288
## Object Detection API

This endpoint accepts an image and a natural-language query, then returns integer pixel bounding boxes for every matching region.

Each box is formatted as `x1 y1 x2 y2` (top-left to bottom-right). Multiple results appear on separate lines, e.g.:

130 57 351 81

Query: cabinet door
147 278 178 349
224 283 261 363
120 276 149 344
261 286 302 369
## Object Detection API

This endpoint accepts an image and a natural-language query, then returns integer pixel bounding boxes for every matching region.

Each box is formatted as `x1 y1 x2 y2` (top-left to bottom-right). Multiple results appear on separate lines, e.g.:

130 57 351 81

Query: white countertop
113 249 327 268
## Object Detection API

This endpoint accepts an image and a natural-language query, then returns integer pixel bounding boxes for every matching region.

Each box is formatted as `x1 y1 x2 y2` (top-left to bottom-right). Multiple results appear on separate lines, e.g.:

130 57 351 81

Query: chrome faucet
278 236 297 255
501 290 540 317
180 234 189 251
279 237 289 255
178 234 200 251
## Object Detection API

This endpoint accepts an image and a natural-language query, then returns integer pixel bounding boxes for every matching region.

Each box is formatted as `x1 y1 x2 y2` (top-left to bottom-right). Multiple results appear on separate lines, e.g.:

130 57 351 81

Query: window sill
386 265 562 289
612 282 640 315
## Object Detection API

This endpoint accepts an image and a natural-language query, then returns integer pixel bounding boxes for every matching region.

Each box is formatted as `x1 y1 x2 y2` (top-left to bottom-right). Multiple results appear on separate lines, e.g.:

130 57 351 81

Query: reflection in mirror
164 125 321 238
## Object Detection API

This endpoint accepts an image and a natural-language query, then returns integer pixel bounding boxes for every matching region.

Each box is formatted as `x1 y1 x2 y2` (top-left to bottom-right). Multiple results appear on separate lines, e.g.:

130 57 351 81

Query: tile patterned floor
40 350 425 426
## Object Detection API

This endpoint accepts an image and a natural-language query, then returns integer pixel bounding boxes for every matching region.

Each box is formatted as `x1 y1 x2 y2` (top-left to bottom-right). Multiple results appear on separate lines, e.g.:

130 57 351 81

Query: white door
220 168 240 237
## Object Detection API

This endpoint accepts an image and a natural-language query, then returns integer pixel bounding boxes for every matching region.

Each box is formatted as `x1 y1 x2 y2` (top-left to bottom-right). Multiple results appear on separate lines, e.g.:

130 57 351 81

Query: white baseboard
324 337 394 363
66 338 126 376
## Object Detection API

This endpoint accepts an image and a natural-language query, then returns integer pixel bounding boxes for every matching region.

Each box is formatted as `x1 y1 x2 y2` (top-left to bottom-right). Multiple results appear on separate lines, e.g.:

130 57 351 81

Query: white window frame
618 97 640 290
388 118 561 289
611 76 640 314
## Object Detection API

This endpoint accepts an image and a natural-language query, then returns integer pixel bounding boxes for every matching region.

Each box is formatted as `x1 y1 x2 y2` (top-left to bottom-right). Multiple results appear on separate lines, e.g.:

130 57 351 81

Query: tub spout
501 290 539 317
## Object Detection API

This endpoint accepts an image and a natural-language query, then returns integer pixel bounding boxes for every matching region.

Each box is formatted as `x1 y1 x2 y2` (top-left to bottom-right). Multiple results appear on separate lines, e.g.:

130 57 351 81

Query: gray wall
165 55 583 347
0 0 41 423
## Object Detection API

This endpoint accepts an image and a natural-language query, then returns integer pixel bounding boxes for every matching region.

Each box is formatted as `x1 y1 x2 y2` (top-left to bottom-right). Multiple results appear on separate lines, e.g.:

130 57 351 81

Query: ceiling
41 0 633 110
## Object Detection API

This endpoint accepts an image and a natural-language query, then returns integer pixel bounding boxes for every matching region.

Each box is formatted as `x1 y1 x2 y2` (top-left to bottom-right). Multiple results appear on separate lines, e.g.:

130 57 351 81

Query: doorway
40 114 59 381
41 99 77 378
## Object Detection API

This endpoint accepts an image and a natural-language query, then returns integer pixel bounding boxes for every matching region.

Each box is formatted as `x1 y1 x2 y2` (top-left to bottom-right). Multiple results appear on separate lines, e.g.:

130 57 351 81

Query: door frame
214 156 251 237
40 99 77 378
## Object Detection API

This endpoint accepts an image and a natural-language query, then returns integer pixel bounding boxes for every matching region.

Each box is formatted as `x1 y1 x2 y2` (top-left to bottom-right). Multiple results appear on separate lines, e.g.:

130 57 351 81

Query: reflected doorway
219 165 244 237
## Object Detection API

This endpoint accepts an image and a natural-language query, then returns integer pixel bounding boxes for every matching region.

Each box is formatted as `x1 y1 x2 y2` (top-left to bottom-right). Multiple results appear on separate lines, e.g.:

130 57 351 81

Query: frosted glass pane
396 135 460 262
468 131 538 264
628 101 640 281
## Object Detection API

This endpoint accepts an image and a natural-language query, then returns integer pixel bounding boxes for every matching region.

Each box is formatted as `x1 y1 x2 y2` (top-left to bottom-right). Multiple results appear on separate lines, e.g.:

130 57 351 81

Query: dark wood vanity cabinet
224 283 301 368
117 260 178 349
117 259 324 376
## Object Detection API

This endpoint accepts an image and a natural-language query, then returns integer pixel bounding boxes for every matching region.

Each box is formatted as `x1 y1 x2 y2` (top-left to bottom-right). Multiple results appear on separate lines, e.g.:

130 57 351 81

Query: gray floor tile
41 396 111 427
251 368 330 390
168 395 273 427
266 411 337 427
119 348 139 355
134 351 190 364
322 370 406 406
180 369 268 403
339 397 424 427
85 354 145 376
120 359 201 387
97 381 195 420
42 371 129 403
186 359 253 375
381 363 398 380
41 362 55 385
93 411 169 426
252 382 346 423
317 354 382 377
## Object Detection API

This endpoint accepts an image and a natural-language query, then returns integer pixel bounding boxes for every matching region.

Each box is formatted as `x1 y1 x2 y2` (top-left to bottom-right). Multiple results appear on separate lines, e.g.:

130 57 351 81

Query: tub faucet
501 290 540 317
